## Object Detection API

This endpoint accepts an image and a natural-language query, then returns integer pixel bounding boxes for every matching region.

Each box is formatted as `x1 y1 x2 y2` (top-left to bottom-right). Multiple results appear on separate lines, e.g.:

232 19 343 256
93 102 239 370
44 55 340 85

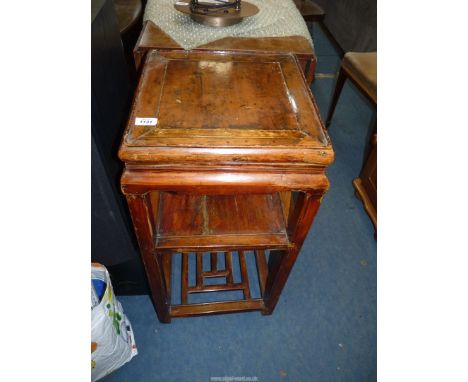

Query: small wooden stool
325 52 377 128
119 50 334 323
325 52 377 233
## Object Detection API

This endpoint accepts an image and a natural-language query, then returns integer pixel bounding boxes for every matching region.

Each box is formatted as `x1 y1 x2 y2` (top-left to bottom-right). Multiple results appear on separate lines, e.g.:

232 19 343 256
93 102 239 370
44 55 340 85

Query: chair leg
325 67 347 128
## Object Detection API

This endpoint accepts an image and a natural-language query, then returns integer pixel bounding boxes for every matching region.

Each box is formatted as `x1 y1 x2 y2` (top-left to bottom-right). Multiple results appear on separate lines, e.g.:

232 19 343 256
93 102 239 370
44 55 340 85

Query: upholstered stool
325 52 377 127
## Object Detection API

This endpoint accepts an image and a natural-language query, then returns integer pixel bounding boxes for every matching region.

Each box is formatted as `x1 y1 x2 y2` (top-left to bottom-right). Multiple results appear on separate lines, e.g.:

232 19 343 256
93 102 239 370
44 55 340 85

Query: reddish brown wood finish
120 50 333 322
133 21 317 84
263 194 322 314
120 50 332 166
159 194 285 236
210 252 217 272
255 250 268 297
162 252 172 299
125 194 171 322
171 299 265 318
179 250 252 305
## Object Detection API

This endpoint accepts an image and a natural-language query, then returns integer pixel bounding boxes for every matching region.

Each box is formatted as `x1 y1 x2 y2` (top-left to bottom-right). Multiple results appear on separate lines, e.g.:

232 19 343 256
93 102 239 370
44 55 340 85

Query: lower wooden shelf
155 192 289 250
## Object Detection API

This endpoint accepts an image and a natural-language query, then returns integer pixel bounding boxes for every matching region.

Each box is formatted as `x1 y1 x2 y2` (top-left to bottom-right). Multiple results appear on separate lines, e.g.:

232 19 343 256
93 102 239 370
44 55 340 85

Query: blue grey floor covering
101 23 377 382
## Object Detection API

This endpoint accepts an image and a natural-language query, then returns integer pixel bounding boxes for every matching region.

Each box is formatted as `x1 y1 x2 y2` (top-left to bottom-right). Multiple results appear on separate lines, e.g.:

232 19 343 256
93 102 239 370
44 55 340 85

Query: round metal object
174 1 259 27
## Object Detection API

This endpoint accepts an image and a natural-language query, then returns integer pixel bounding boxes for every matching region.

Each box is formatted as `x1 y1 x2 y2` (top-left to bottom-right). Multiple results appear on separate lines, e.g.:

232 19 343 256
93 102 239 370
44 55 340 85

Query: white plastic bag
91 263 137 381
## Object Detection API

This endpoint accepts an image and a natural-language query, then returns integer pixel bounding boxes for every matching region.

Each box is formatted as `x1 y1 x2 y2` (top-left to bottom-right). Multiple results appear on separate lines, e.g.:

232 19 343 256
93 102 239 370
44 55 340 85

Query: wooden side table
119 50 334 323
133 20 318 84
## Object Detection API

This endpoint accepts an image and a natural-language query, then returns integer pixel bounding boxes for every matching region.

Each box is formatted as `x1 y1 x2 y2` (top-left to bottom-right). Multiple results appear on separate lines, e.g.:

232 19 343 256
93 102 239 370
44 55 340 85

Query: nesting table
119 50 333 322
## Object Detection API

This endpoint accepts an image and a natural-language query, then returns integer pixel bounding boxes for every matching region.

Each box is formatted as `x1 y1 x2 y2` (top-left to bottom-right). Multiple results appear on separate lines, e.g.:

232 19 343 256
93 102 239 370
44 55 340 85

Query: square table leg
125 193 171 323
263 192 322 314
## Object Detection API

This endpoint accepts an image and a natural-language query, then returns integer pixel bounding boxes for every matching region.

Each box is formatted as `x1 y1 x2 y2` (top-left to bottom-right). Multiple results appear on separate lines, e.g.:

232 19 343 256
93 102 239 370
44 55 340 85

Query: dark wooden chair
293 0 325 23
113 0 144 84
113 0 143 35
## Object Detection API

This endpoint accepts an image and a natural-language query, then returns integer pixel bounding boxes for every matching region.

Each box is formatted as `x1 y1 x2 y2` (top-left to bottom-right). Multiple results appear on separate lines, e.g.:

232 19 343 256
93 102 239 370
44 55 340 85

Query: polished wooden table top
120 50 333 167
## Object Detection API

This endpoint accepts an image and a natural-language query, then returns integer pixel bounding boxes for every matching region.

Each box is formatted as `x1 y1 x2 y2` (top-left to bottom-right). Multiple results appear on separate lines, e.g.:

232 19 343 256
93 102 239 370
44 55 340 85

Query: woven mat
143 0 313 50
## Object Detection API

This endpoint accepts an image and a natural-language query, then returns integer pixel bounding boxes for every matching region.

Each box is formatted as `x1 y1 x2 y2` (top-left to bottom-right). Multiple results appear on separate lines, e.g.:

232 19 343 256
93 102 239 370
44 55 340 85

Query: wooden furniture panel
156 193 289 250
158 193 286 237
157 61 298 131
120 50 333 322
120 50 333 164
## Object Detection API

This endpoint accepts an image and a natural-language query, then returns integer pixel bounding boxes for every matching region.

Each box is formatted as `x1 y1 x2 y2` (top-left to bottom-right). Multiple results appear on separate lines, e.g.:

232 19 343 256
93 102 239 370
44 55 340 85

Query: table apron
121 170 329 195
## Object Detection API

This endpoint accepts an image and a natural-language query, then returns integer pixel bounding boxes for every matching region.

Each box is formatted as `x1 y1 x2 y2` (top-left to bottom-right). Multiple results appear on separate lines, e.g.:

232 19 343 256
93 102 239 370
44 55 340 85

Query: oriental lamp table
119 50 334 323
